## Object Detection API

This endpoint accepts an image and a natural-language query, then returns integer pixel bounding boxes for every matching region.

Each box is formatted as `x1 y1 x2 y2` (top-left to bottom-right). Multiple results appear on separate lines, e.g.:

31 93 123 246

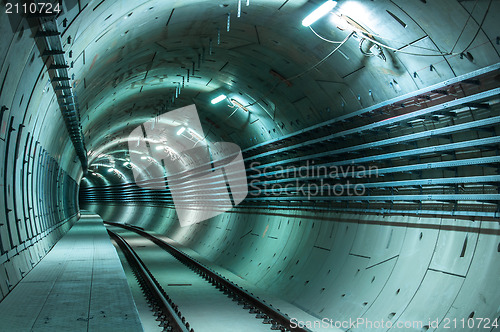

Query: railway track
105 222 309 332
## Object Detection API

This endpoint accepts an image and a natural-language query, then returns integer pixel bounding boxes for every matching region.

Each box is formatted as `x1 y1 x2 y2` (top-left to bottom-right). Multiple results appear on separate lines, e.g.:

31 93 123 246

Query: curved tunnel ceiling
67 0 498 174
1 0 500 330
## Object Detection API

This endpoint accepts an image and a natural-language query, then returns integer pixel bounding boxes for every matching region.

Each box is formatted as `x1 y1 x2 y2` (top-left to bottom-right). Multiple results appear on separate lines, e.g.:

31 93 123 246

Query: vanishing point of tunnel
0 0 499 331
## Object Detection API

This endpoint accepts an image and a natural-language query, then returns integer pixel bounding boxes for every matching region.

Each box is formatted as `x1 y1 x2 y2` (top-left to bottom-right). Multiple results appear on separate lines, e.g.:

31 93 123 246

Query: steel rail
107 229 191 332
250 155 500 180
233 204 500 219
83 201 500 218
85 150 498 202
81 148 500 204
105 222 310 332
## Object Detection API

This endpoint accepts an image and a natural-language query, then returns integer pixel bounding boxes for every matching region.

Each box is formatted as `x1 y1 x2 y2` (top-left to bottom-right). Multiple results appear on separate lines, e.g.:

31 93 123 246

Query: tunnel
0 0 499 331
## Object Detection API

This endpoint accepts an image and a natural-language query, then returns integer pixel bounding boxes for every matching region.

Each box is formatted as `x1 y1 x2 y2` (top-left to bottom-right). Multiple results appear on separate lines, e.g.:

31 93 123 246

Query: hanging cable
237 3 493 121
241 32 353 109
310 23 456 56
309 26 343 43
359 38 374 56
459 0 492 53
304 0 491 78
361 30 459 55
360 33 458 57
286 31 354 82
358 38 386 61
356 0 491 58
450 0 479 53
320 14 470 57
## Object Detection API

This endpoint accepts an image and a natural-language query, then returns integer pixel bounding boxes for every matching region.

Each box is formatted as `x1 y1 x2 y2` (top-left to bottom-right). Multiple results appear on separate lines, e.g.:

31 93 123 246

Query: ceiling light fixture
211 94 227 104
302 0 338 27
230 98 250 112
176 127 186 135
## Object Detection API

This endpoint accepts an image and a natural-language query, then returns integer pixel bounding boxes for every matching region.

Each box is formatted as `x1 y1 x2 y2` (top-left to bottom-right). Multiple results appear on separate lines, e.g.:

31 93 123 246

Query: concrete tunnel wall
1 0 500 330
0 3 81 300
83 202 500 329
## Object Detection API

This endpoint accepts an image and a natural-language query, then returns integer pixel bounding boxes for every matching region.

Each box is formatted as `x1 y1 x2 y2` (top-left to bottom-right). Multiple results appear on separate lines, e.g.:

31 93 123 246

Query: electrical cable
286 31 354 82
309 26 343 44
236 1 493 124
310 12 476 57
344 0 491 58
359 38 374 56
310 22 457 57
459 0 492 53
363 0 492 57
360 33 457 57
242 32 353 109
450 0 479 53
307 12 459 56
362 31 459 56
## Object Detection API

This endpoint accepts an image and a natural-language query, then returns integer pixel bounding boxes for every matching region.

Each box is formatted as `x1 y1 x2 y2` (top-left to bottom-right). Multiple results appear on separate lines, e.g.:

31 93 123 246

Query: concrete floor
0 212 143 332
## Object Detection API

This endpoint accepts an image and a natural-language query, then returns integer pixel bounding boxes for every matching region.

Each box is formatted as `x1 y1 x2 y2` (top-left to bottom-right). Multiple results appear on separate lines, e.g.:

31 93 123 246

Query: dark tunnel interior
0 0 499 331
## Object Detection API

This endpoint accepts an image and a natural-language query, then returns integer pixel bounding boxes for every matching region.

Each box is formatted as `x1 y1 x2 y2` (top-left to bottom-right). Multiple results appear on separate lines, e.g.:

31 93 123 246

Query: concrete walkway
0 211 143 332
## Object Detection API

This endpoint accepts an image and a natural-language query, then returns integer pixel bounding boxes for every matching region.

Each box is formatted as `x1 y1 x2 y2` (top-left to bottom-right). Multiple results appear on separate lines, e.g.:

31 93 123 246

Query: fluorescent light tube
302 0 337 27
211 94 227 104
176 127 186 135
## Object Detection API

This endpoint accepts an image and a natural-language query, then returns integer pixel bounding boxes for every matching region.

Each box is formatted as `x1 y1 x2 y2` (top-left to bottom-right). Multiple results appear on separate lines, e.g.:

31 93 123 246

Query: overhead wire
336 0 491 58
307 12 459 57
308 7 494 58
310 21 441 55
450 0 479 53
361 31 459 56
238 2 493 112
458 0 492 53
309 26 343 43
359 0 491 60
241 10 455 112
360 34 458 57
286 31 354 82
242 31 353 108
